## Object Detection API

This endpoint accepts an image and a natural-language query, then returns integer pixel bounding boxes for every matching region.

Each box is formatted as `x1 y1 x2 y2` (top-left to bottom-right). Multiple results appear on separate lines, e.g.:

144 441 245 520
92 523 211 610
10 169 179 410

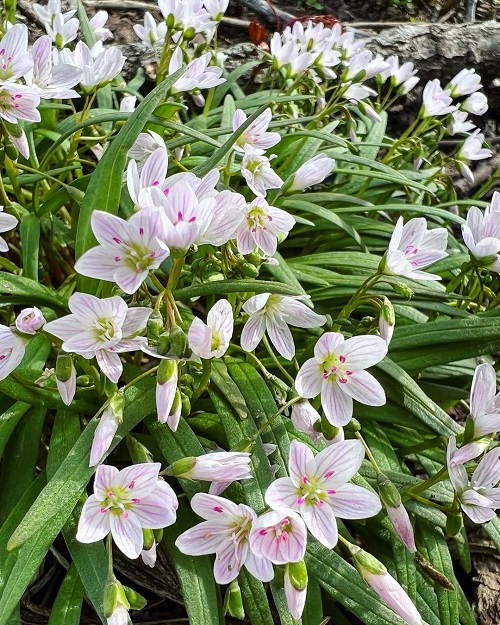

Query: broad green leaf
238 569 275 625
0 273 67 311
19 215 40 281
175 279 300 300
47 563 84 625
0 402 29 460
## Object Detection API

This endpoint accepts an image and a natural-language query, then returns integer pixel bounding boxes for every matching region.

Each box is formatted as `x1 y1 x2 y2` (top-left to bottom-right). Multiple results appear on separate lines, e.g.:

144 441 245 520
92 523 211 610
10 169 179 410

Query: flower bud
387 503 416 552
158 358 177 385
170 456 197 478
321 413 340 440
352 546 387 576
157 331 171 355
153 528 163 543
5 144 18 161
344 418 361 432
89 391 124 467
147 310 164 346
56 353 76 406
377 473 402 508
103 577 128 618
392 282 414 299
122 586 147 610
379 297 395 345
142 528 155 551
284 565 307 620
126 435 154 464
169 325 188 358
239 261 260 278
225 580 245 620
181 391 191 417
15 307 45 335
287 560 308 591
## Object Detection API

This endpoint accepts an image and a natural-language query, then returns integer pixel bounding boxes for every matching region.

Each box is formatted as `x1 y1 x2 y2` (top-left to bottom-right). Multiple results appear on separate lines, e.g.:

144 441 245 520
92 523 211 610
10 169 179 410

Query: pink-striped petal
110 511 144 559
289 440 314 485
76 495 111 543
295 358 323 398
300 501 338 548
131 492 177 529
321 379 353 426
312 439 364 487
327 484 382 519
341 370 386 407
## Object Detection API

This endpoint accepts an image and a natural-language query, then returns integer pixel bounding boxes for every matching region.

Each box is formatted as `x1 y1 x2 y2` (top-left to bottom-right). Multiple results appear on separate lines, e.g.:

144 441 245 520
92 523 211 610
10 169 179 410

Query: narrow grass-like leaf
47 563 84 625
175 279 300 300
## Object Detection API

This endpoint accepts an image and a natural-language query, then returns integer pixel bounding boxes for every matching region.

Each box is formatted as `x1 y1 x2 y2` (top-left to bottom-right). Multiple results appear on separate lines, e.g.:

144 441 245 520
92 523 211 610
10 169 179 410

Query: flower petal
341 335 387 369
132 492 177 529
300 501 338 549
96 349 123 383
314 332 344 361
214 537 244 584
245 550 275 582
289 440 314 485
240 314 266 353
265 477 300 511
110 511 144 559
312 439 365 486
295 358 323 398
267 316 295 360
176 522 231 556
115 463 162 498
328 484 382 519
76 495 111 543
341 370 386 407
321 379 353 427
190 492 241 520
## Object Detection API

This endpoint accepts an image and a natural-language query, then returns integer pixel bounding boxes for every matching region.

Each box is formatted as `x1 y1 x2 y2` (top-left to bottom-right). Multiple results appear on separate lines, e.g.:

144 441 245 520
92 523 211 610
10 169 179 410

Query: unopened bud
170 456 197 478
181 392 191 417
392 282 414 299
122 586 147 610
5 144 18 161
321 414 340 440
66 186 86 203
157 331 172 355
183 26 196 40
169 325 188 358
126 435 154 464
158 358 177 384
379 297 395 345
377 473 402 508
344 418 361 432
352 546 387 576
142 528 155 551
153 528 163 543
103 578 123 618
56 353 76 406
287 560 308 591
109 390 124 425
225 580 245 620
147 311 164 346
15 307 45 335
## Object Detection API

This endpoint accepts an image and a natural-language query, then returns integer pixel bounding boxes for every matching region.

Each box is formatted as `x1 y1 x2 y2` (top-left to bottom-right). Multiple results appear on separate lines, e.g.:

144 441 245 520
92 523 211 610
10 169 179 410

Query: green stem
404 466 448 497
408 493 450 512
262 335 295 386
192 359 211 402
396 436 445 458
446 261 473 293
355 431 381 475
106 534 114 578
332 273 382 331
253 396 302 439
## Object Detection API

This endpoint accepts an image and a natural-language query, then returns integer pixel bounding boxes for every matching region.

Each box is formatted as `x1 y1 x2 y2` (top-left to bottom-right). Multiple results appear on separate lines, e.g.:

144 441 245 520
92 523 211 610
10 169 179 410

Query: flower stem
355 431 381 475
332 273 382 331
252 395 302 439
106 533 114 578
262 335 295 386
192 359 212 402
403 466 448 498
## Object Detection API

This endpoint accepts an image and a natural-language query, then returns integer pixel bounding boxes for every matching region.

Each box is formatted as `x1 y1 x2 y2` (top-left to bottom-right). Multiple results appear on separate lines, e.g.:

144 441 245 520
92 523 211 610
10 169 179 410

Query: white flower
188 299 233 359
241 145 283 196
265 439 381 548
0 24 32 82
447 111 475 136
457 129 492 183
462 193 500 272
89 11 113 42
236 196 295 257
158 0 215 37
291 399 344 446
448 68 482 97
295 332 387 427
76 464 178 559
0 83 40 124
233 108 280 153
44 293 151 383
462 92 488 116
0 325 27 381
62 41 125 92
126 146 169 204
28 35 81 99
128 130 166 165
379 56 418 91
421 79 455 117
15 307 45 334
0 206 18 251
133 12 167 48
33 0 76 29
344 50 389 82
269 32 314 78
384 216 448 281
447 438 500 524
241 293 326 360
170 49 224 93
204 0 230 20
46 13 80 47
289 154 335 191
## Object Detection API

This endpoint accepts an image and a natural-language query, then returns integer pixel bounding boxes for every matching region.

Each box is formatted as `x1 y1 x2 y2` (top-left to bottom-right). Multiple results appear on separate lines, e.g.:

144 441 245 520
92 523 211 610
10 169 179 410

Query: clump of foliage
0 1 498 624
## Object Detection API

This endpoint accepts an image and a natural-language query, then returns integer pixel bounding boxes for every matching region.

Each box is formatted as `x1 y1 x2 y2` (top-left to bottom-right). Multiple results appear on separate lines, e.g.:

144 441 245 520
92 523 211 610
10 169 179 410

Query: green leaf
162 499 223 625
19 214 40 281
0 402 30 460
75 67 185 291
47 563 84 625
174 279 300 300
0 273 67 311
238 569 275 625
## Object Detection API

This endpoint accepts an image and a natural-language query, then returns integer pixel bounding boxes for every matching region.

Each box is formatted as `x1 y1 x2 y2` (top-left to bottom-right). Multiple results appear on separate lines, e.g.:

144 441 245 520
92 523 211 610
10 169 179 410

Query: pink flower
175 493 274 584
126 146 169 206
289 154 335 191
188 299 233 359
0 325 26 381
0 83 40 124
265 439 381 548
295 332 387 427
421 79 455 117
15 307 45 334
241 145 283 196
384 216 448 281
76 464 178 559
170 50 225 93
156 359 179 429
249 509 307 564
386 504 416 552
290 400 344 446
284 564 307 620
236 196 295 257
0 24 32 82
461 193 500 272
241 293 326 360
44 293 151 383
0 206 17 252
74 208 169 295
447 437 500 524
28 35 81 99
233 108 280 153
89 393 123 467
172 451 252 482
355 551 423 625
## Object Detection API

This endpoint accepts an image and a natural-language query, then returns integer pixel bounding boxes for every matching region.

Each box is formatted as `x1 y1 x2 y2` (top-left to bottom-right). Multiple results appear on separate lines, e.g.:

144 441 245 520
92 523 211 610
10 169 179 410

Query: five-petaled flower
295 332 387 427
265 439 381 548
76 463 178 559
447 437 500 524
384 216 448 281
236 196 295 257
249 509 307 564
44 293 151 382
175 493 274 584
462 192 500 272
188 299 233 359
233 108 281 153
240 293 326 360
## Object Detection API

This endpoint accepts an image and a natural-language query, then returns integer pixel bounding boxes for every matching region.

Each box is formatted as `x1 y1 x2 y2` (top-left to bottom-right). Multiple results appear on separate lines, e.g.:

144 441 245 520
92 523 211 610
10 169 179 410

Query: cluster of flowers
0 1 498 624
